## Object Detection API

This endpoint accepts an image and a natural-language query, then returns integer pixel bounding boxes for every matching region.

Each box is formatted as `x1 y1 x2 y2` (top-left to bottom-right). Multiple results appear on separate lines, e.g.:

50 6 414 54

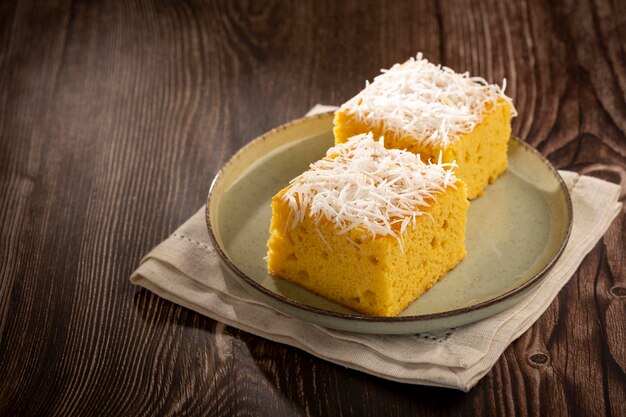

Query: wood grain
0 0 624 416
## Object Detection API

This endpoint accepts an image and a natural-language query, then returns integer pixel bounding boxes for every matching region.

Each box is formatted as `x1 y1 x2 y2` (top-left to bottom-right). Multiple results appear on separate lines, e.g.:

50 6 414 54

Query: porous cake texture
266 133 469 317
333 53 516 199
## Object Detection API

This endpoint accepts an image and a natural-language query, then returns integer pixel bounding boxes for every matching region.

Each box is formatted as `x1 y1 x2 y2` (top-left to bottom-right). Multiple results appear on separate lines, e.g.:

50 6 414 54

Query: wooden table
1 1 625 415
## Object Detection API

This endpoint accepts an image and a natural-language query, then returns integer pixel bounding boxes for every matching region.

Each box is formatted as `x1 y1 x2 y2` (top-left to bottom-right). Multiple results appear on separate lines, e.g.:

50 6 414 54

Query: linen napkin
130 105 622 391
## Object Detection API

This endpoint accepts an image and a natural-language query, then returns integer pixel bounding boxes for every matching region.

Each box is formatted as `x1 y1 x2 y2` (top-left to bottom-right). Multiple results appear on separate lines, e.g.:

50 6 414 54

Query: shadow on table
132 288 470 416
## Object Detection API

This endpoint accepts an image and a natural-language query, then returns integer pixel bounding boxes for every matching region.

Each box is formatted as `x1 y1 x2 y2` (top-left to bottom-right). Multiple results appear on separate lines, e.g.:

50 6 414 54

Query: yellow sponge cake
334 53 516 199
267 133 469 316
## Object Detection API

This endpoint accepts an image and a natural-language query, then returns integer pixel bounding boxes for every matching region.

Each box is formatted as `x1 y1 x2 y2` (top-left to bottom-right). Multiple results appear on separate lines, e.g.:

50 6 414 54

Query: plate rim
205 112 573 323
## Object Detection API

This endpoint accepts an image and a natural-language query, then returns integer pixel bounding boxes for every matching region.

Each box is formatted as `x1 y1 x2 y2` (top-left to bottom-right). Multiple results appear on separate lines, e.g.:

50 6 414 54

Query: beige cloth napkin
130 106 622 391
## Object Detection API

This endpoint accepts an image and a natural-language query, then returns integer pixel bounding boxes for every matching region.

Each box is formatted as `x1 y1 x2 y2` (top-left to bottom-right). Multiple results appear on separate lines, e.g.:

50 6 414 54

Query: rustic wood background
1 0 625 416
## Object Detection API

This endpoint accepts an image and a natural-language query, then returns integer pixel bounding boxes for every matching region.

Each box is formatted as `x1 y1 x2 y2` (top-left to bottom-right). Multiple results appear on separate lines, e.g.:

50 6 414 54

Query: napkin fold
131 106 622 391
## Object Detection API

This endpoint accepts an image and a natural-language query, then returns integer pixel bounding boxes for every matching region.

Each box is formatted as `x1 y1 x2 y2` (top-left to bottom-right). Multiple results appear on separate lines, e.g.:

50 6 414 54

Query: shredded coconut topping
281 133 459 243
339 52 517 148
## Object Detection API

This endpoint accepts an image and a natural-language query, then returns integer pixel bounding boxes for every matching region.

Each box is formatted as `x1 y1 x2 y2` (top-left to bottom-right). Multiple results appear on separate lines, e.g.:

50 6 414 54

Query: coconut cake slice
334 53 516 199
266 133 468 317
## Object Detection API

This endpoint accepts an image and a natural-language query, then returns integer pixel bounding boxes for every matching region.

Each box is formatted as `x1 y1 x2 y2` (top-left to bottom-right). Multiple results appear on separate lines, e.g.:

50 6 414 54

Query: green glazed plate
206 112 572 334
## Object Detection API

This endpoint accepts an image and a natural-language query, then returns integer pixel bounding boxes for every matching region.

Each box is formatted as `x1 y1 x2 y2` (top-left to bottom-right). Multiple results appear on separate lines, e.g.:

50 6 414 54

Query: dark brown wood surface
1 0 625 416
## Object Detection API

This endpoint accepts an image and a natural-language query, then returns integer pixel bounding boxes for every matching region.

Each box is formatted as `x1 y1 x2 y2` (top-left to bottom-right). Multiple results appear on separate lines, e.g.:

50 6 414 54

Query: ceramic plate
206 112 572 334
